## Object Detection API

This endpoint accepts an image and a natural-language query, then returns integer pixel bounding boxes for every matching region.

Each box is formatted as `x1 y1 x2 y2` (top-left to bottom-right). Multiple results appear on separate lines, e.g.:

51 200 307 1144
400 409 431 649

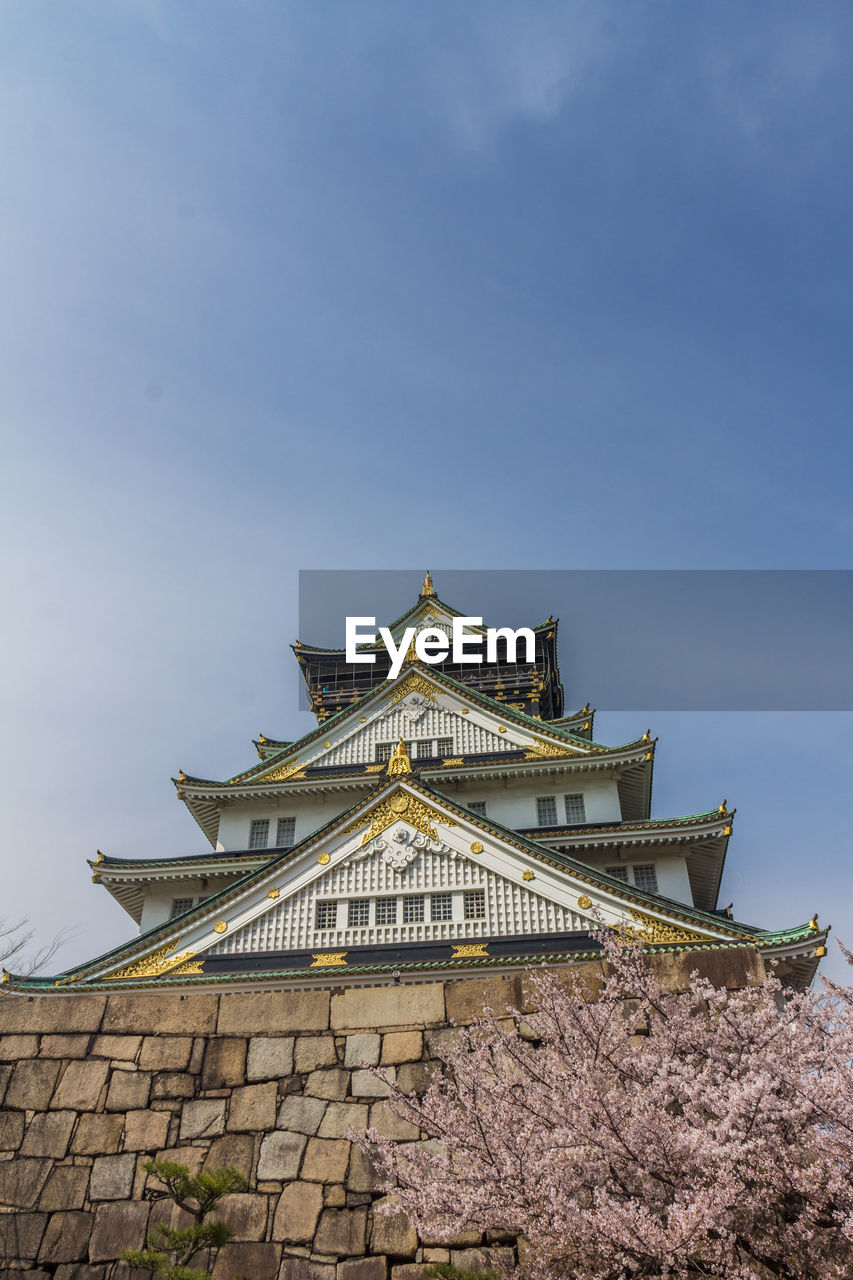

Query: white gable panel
210 843 585 955
320 702 518 767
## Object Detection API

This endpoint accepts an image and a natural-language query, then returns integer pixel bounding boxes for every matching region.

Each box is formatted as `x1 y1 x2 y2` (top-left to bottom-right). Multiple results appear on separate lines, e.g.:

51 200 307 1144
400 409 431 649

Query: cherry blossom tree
363 933 853 1280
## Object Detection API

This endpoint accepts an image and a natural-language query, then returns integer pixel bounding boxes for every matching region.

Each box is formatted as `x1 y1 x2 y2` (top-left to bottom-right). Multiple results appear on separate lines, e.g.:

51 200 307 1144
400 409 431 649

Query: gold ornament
577 895 592 910
343 788 454 847
260 760 306 783
317 852 330 865
267 888 280 899
522 870 535 881
311 952 347 967
451 943 489 958
421 571 436 597
105 940 200 981
622 909 707 945
469 841 483 854
213 921 227 934
386 739 413 775
382 671 438 707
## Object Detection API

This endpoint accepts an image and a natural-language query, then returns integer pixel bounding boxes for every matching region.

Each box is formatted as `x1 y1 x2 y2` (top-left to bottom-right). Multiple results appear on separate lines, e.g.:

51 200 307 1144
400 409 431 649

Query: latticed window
315 900 338 929
416 741 433 759
536 796 558 826
249 819 270 849
403 895 425 923
276 816 296 845
468 801 487 816
464 888 486 920
633 864 658 892
564 793 586 823
431 893 453 921
348 899 370 927
375 743 394 763
436 737 453 756
170 897 193 918
375 897 397 925
606 866 629 882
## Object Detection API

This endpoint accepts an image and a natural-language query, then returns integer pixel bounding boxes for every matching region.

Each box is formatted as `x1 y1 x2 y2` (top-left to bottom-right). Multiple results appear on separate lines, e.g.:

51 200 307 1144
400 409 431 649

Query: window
276 816 296 846
564 793 586 823
606 865 629 882
375 897 397 925
633 864 658 893
464 889 486 920
315 900 338 930
170 897 194 918
431 892 453 921
403 895 425 923
348 899 370 928
416 741 433 759
536 796 558 826
249 819 270 849
436 737 453 756
375 743 394 763
469 801 487 816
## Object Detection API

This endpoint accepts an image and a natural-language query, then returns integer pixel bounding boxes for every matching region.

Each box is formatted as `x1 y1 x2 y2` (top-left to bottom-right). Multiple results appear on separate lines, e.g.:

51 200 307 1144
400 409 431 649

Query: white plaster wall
139 876 234 932
216 793 367 851
450 776 622 828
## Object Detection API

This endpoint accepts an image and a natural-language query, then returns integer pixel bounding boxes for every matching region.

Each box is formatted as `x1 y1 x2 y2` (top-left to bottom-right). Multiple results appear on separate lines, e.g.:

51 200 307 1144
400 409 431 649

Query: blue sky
1 3 851 979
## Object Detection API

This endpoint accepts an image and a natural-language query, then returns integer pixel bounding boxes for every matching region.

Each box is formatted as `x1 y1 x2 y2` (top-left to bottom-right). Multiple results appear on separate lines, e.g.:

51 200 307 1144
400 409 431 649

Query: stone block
344 1033 381 1068
301 1136 351 1183
0 1032 39 1058
326 1182 347 1206
71 1112 124 1155
203 1131 255 1178
138 1034 193 1070
318 1101 369 1139
278 1094 328 1135
395 1062 436 1096
51 1058 109 1111
0 1156 52 1207
294 1034 338 1073
351 1068 395 1098
306 1068 351 1101
89 1152 137 1200
420 1225 482 1247
105 1068 151 1111
280 1260 336 1280
5 1057 62 1109
101 991 219 1034
202 1036 247 1088
0 1061 11 1103
368 1101 419 1141
451 1247 514 1271
0 1107 25 1149
218 989 330 1036
273 1180 324 1242
247 1034 295 1079
209 1242 280 1279
257 1129 307 1180
39 1034 93 1058
89 1200 150 1261
314 1207 369 1257
347 1145 383 1193
391 1267 435 1280
21 1108 76 1157
651 945 765 993
331 985 445 1033
38 1164 91 1211
229 1080 278 1131
380 1033 422 1065
519 960 605 1010
37 1211 94 1264
90 1034 142 1061
338 1258 387 1280
369 1198 418 1257
0 1211 47 1262
123 1108 171 1151
445 974 523 1025
423 1249 449 1263
0 993 105 1034
180 1097 227 1139
216 1191 268 1240
152 1070 195 1098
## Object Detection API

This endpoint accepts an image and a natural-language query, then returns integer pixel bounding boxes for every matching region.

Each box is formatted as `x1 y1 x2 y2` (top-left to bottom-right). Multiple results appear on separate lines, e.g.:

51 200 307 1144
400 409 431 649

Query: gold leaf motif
267 888 280 899
522 870 535 881
342 787 455 847
105 941 200 981
451 943 489 958
622 909 707 945
382 672 438 707
364 763 386 772
577 895 592 910
213 920 227 934
169 958 205 975
525 741 577 760
469 841 483 854
441 757 464 768
311 952 347 967
259 761 306 783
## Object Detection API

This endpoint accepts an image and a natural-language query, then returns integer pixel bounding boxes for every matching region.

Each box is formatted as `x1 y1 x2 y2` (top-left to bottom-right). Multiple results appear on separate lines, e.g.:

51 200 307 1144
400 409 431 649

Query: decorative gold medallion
311 952 347 967
267 888 280 899
469 841 483 854
522 870 535 881
577 895 592 910
213 920 227 934
317 852 330 865
343 788 454 847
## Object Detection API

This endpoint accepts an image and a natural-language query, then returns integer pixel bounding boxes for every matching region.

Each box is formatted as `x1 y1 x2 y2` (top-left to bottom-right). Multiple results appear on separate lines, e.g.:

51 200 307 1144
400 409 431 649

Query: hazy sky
1 3 851 981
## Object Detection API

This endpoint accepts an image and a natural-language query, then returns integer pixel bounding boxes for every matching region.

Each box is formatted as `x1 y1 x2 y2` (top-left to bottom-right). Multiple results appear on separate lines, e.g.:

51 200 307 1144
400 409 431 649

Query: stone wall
0 949 765 1278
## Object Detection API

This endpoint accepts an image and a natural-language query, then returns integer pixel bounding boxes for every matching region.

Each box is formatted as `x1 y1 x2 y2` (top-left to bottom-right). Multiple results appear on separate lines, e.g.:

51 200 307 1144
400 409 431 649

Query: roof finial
718 799 727 813
386 738 412 776
421 570 436 597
